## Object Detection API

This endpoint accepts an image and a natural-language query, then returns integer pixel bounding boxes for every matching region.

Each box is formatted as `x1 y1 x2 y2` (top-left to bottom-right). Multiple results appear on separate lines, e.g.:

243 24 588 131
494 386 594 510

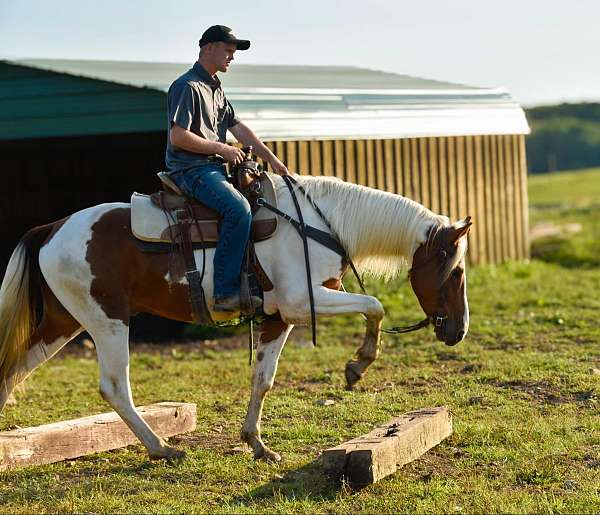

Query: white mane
279 175 451 280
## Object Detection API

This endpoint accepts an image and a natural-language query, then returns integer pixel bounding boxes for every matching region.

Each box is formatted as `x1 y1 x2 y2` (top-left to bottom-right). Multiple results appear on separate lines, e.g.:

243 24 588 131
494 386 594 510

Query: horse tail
0 224 54 386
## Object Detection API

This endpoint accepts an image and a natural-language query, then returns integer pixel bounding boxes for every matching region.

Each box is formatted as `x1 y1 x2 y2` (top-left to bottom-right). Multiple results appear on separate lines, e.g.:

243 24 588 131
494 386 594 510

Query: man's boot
213 294 262 314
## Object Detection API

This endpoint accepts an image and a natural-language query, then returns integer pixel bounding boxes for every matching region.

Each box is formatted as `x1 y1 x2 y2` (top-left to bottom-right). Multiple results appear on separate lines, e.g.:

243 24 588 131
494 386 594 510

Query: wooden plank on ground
0 402 197 470
322 406 452 489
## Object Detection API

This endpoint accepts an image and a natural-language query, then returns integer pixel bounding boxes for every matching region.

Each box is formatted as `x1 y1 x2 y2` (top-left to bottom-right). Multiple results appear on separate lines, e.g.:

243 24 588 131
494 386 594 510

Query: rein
259 175 433 342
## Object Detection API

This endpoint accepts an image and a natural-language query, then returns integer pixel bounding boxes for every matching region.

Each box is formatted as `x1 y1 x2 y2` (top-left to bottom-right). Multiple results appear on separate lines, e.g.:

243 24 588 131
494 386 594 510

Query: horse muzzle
434 317 466 346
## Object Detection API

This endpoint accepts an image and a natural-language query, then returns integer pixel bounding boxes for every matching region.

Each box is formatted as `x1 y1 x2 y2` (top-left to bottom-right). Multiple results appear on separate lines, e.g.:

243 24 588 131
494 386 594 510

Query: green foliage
529 167 600 268
526 103 600 173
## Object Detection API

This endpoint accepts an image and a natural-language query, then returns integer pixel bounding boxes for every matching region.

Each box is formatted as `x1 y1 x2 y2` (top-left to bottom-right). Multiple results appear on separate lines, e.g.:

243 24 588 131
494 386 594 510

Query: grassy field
0 170 599 513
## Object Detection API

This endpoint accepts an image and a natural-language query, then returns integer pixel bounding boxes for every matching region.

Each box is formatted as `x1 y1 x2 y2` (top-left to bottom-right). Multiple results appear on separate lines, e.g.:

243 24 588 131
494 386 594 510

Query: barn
0 58 530 272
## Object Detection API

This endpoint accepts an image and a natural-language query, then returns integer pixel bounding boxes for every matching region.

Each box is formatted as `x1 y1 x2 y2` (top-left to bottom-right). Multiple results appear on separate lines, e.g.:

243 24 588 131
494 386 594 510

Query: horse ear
450 216 472 244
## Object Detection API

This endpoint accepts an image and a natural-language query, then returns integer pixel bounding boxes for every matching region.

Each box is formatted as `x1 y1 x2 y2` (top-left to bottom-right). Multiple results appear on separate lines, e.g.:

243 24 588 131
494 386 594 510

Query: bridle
399 244 453 333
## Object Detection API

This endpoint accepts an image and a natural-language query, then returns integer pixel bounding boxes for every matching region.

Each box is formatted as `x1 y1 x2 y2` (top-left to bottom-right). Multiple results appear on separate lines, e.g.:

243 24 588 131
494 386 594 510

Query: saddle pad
131 172 279 244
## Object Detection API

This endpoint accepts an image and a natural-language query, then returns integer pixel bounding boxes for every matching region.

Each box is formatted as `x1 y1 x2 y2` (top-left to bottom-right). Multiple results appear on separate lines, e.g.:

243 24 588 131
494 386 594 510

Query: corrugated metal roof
2 58 529 140
0 61 165 139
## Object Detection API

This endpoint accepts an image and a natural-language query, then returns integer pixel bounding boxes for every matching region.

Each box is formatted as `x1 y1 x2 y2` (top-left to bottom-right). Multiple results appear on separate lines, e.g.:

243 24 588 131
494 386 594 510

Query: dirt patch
168 428 238 453
61 334 250 359
530 221 582 241
404 448 460 481
483 379 597 405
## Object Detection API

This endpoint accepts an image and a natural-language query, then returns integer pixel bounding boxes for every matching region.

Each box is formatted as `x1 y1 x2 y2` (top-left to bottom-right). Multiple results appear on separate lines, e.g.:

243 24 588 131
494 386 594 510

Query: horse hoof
150 446 186 463
345 364 362 390
254 447 281 463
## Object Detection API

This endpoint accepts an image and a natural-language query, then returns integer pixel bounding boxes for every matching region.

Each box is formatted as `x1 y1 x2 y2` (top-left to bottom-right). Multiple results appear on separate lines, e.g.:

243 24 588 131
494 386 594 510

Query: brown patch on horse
322 277 341 290
260 316 288 344
86 207 199 325
409 222 471 344
86 208 134 325
322 263 348 290
29 281 81 348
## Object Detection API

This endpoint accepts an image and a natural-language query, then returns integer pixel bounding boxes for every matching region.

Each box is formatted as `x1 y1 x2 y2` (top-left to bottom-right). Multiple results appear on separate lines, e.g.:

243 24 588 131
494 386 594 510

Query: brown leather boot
213 294 262 313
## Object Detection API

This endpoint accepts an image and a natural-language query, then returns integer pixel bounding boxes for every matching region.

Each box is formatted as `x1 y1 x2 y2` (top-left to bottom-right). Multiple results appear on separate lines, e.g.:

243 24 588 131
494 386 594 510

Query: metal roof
2 58 529 140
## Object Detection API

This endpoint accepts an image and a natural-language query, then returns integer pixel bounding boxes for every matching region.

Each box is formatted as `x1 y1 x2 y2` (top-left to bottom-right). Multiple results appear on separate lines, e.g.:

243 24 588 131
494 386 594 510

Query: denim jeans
172 164 252 299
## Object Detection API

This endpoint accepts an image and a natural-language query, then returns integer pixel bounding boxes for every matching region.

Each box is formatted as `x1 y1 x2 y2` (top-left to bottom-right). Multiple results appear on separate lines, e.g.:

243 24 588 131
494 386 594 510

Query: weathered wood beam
323 406 452 488
0 402 196 470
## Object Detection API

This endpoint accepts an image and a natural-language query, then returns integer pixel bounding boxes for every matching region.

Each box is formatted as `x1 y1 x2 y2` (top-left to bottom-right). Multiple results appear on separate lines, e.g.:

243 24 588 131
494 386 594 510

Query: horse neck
295 176 444 277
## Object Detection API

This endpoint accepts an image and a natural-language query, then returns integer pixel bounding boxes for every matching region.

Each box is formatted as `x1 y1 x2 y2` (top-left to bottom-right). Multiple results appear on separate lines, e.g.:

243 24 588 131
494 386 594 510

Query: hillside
526 103 600 173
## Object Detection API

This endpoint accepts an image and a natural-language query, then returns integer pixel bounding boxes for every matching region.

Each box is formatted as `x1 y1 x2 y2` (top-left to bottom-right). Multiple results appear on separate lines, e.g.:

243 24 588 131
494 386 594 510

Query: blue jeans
172 164 252 299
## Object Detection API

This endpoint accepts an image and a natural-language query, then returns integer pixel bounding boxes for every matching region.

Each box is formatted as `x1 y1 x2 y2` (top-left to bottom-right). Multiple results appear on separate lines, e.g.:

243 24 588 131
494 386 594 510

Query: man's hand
219 144 246 165
269 156 290 176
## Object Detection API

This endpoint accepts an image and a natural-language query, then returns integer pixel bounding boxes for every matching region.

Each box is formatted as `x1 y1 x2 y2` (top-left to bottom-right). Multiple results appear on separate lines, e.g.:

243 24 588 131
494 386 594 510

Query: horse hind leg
91 321 184 461
241 318 293 462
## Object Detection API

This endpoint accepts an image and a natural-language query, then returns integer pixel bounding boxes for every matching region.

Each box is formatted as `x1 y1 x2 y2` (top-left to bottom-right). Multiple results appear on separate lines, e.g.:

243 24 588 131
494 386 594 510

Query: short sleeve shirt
165 62 240 172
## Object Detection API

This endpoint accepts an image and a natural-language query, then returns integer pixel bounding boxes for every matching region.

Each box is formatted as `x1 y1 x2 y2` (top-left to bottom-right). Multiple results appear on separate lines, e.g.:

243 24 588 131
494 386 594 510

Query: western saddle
131 148 276 324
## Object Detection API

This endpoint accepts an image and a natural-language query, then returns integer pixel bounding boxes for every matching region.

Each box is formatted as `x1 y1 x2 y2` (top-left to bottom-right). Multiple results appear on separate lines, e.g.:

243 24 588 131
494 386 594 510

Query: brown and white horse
0 174 471 463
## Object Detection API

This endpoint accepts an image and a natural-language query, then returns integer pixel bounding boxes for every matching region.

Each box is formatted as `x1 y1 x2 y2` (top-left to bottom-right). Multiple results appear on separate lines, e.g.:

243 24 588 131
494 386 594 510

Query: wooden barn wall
261 135 530 264
0 133 528 273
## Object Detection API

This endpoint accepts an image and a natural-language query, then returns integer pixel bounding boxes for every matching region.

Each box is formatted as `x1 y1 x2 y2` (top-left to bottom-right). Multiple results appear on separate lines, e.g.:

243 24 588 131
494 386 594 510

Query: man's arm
229 122 290 175
170 124 245 164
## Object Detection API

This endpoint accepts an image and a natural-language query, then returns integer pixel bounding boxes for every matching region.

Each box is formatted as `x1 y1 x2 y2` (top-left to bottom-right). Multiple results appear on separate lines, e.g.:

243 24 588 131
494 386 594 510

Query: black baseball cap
199 25 250 51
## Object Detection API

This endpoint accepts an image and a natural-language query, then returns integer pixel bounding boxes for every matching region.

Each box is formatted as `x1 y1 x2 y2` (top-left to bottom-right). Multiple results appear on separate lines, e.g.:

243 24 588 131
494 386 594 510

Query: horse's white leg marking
92 323 183 460
241 322 293 462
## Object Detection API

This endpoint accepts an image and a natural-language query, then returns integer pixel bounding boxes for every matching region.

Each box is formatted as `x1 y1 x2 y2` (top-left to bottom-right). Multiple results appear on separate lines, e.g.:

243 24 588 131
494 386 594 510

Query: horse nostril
456 330 465 341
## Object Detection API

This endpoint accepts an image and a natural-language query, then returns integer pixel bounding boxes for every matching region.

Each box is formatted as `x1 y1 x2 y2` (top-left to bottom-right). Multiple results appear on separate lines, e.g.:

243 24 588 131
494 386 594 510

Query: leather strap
177 212 212 325
281 175 318 348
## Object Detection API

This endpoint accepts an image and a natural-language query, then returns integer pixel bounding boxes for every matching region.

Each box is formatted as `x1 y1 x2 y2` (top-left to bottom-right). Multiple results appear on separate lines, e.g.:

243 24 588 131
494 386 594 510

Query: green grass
529 167 600 267
0 170 599 513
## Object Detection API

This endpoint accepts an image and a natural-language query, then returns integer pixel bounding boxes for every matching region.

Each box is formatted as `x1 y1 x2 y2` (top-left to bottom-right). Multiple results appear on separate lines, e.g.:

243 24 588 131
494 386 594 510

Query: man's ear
450 216 472 244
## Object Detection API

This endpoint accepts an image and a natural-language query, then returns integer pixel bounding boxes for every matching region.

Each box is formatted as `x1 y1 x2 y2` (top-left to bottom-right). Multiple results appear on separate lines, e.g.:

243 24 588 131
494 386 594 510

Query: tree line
526 103 600 174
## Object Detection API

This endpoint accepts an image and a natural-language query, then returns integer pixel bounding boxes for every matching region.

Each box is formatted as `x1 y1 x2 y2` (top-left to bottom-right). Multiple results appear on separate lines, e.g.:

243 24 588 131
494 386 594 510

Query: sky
1 0 599 107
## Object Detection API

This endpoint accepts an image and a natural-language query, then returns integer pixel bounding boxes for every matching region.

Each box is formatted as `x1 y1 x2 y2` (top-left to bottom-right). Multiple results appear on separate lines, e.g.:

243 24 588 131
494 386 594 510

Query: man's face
205 42 237 72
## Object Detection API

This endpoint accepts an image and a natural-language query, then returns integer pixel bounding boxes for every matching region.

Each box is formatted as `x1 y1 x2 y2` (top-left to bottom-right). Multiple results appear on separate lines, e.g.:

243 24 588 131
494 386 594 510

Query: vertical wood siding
259 135 529 264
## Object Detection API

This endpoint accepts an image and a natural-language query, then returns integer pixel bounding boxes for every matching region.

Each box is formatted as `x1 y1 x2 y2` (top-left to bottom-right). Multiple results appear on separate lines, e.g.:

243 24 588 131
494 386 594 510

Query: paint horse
0 174 471 463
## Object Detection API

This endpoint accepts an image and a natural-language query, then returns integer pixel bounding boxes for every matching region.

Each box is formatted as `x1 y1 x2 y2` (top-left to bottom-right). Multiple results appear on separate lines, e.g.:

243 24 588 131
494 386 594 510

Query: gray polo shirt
165 62 240 172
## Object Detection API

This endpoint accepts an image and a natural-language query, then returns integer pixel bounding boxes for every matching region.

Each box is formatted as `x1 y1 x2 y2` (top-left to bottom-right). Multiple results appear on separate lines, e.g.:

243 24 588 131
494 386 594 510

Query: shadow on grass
237 458 344 503
532 238 600 268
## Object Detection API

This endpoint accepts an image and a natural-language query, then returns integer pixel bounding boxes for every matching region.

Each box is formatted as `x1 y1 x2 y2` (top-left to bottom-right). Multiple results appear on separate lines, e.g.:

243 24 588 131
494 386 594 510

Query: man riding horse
165 25 289 314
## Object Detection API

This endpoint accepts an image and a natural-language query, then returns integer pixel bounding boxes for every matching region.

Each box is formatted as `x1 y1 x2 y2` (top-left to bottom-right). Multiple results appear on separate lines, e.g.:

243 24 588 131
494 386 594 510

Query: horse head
409 217 472 346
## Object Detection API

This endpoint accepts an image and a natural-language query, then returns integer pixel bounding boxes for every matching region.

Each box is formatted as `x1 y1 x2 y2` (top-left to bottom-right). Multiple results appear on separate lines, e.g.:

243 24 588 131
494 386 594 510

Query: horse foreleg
241 318 293 462
304 287 385 390
93 323 184 461
344 316 383 390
